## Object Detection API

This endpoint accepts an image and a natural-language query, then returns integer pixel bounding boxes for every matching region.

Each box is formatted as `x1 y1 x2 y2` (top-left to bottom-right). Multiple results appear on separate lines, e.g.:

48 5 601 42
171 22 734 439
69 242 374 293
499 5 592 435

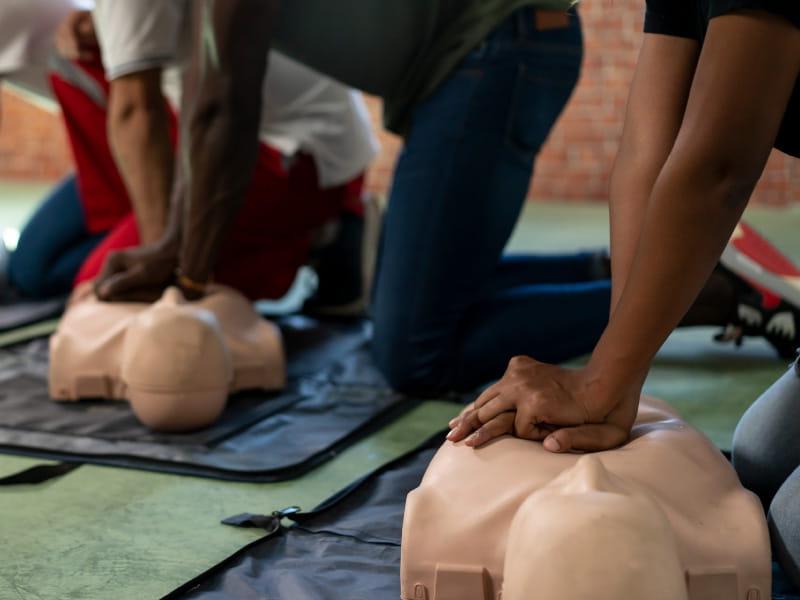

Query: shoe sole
720 221 800 311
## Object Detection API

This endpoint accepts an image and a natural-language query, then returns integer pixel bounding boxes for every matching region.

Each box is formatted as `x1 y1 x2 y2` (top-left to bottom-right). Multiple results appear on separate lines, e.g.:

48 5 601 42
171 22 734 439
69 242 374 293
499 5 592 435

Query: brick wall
0 90 71 180
2 0 798 204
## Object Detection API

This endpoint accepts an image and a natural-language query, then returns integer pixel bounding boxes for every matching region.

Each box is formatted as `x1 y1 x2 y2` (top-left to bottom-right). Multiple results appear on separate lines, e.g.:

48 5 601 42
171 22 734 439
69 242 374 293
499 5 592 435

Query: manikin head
120 287 233 432
502 455 688 600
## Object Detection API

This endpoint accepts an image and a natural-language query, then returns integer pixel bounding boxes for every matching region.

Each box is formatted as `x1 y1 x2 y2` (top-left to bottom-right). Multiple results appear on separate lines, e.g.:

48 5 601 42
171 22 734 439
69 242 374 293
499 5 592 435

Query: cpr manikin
401 398 771 600
49 286 286 432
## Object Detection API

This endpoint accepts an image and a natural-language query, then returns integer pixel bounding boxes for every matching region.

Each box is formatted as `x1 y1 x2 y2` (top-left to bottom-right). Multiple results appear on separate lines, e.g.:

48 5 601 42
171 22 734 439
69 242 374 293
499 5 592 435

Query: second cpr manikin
401 397 771 600
49 285 286 431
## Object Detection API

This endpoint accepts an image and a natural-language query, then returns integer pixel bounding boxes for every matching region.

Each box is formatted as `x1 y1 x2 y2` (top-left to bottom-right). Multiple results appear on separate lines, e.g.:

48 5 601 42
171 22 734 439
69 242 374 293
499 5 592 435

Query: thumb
543 423 629 453
96 267 147 301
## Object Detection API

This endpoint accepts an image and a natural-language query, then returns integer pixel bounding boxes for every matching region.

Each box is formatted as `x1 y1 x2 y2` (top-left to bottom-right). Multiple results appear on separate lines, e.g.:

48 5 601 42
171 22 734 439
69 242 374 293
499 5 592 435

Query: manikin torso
49 286 286 431
401 398 770 600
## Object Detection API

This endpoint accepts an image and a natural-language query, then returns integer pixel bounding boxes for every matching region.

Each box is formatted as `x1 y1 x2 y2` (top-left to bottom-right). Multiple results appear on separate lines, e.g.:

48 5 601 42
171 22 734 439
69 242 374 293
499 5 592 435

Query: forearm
608 152 665 312
589 11 799 403
590 159 756 396
177 0 277 284
108 72 174 243
607 35 699 313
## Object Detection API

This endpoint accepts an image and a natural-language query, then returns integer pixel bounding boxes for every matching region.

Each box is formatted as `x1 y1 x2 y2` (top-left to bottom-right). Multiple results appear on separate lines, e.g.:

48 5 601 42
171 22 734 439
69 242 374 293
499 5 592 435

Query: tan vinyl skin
401 397 770 600
49 285 286 432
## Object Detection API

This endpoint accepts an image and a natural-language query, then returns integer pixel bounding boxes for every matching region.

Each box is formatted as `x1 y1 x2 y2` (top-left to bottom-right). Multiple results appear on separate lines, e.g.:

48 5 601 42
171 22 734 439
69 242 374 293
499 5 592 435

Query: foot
714 222 800 358
303 194 383 317
714 265 800 360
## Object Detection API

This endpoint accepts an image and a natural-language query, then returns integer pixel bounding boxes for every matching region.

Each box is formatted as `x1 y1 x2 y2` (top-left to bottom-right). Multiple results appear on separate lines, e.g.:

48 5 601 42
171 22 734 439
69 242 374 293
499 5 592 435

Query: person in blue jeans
370 13 604 392
93 1 782 394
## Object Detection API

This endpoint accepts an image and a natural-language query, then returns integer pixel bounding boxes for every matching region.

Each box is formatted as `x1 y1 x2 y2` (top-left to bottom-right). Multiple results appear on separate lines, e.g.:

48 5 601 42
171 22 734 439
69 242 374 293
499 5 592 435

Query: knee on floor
372 342 447 397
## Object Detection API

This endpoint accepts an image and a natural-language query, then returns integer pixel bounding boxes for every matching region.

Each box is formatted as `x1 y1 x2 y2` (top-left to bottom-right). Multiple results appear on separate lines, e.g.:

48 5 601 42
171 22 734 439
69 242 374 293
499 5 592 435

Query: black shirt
645 0 799 157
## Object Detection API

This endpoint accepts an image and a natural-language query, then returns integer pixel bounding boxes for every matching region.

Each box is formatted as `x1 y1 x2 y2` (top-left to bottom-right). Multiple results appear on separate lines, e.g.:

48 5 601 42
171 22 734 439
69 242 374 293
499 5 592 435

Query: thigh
372 9 582 387
733 362 800 502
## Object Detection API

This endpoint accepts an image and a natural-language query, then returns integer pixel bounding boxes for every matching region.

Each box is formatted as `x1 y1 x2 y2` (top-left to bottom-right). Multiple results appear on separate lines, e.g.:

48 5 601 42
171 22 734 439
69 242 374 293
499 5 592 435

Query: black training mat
164 432 444 600
165 427 800 600
0 315 425 482
0 296 64 333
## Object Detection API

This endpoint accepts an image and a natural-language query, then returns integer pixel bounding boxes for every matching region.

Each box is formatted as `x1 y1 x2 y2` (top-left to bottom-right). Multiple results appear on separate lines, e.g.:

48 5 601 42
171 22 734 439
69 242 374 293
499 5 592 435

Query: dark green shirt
274 0 574 135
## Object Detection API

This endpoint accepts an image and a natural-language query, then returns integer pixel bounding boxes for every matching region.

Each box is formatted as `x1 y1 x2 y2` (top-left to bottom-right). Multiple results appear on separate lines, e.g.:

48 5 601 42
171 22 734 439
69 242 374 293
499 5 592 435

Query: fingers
513 410 554 441
473 383 500 410
464 413 515 448
448 403 475 429
447 406 485 442
94 252 130 300
55 11 96 60
543 424 630 454
96 266 151 302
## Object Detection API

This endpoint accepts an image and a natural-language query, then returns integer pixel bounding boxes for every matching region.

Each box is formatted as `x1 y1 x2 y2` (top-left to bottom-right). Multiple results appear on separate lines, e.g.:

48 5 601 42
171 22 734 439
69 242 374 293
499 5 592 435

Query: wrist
175 269 208 300
580 356 646 421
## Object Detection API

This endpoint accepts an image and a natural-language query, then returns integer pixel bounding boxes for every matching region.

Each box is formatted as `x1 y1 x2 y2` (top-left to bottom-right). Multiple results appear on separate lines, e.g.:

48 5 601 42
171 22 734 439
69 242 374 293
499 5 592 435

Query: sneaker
303 193 383 317
721 221 800 311
715 222 800 359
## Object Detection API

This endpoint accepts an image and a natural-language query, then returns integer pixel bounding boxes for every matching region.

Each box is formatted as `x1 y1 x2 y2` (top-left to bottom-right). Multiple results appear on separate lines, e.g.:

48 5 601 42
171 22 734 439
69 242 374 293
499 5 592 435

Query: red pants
50 57 364 300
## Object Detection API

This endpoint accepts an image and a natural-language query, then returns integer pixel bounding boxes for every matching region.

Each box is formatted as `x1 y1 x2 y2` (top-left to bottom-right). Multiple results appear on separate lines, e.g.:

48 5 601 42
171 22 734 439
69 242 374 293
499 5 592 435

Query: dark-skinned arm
107 69 174 243
585 12 800 414
177 0 278 286
608 34 699 311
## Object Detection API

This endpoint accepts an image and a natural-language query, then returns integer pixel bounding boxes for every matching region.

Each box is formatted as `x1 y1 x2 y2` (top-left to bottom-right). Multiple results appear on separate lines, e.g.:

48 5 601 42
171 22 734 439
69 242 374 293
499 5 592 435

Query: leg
769 466 800 591
493 251 610 290
9 175 104 298
372 9 590 393
733 358 800 504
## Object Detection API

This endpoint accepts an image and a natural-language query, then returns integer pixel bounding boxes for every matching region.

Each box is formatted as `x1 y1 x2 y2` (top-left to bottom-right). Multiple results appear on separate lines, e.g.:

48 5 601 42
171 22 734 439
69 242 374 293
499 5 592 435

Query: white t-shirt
0 0 87 98
92 0 378 188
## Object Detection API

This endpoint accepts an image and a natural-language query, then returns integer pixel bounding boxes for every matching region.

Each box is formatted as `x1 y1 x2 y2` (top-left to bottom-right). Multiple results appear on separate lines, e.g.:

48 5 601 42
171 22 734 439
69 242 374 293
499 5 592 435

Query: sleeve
644 0 703 40
92 0 188 80
708 0 800 29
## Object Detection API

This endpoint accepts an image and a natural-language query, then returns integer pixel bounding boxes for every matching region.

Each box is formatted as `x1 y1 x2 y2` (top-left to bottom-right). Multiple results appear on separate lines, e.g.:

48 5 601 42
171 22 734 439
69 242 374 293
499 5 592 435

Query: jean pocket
506 59 580 160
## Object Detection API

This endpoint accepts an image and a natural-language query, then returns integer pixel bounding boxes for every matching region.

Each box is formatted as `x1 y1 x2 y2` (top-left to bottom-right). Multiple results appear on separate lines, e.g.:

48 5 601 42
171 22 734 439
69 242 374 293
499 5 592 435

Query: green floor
0 180 798 599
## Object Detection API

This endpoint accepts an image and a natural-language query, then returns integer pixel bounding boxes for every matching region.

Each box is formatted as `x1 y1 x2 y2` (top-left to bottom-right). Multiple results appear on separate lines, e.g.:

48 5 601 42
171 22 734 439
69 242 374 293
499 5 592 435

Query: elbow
189 77 262 149
704 156 763 212
669 130 770 214
108 78 169 140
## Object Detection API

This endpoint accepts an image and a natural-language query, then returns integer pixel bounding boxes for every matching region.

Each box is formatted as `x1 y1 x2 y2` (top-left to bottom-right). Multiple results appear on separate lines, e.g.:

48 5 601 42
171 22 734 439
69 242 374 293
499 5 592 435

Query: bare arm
176 0 278 286
588 11 800 407
608 34 699 311
107 69 174 243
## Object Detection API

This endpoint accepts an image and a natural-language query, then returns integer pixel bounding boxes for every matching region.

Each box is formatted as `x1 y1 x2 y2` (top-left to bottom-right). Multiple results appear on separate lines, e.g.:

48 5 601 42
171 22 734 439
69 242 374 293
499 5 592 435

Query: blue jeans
372 8 610 393
8 175 104 298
